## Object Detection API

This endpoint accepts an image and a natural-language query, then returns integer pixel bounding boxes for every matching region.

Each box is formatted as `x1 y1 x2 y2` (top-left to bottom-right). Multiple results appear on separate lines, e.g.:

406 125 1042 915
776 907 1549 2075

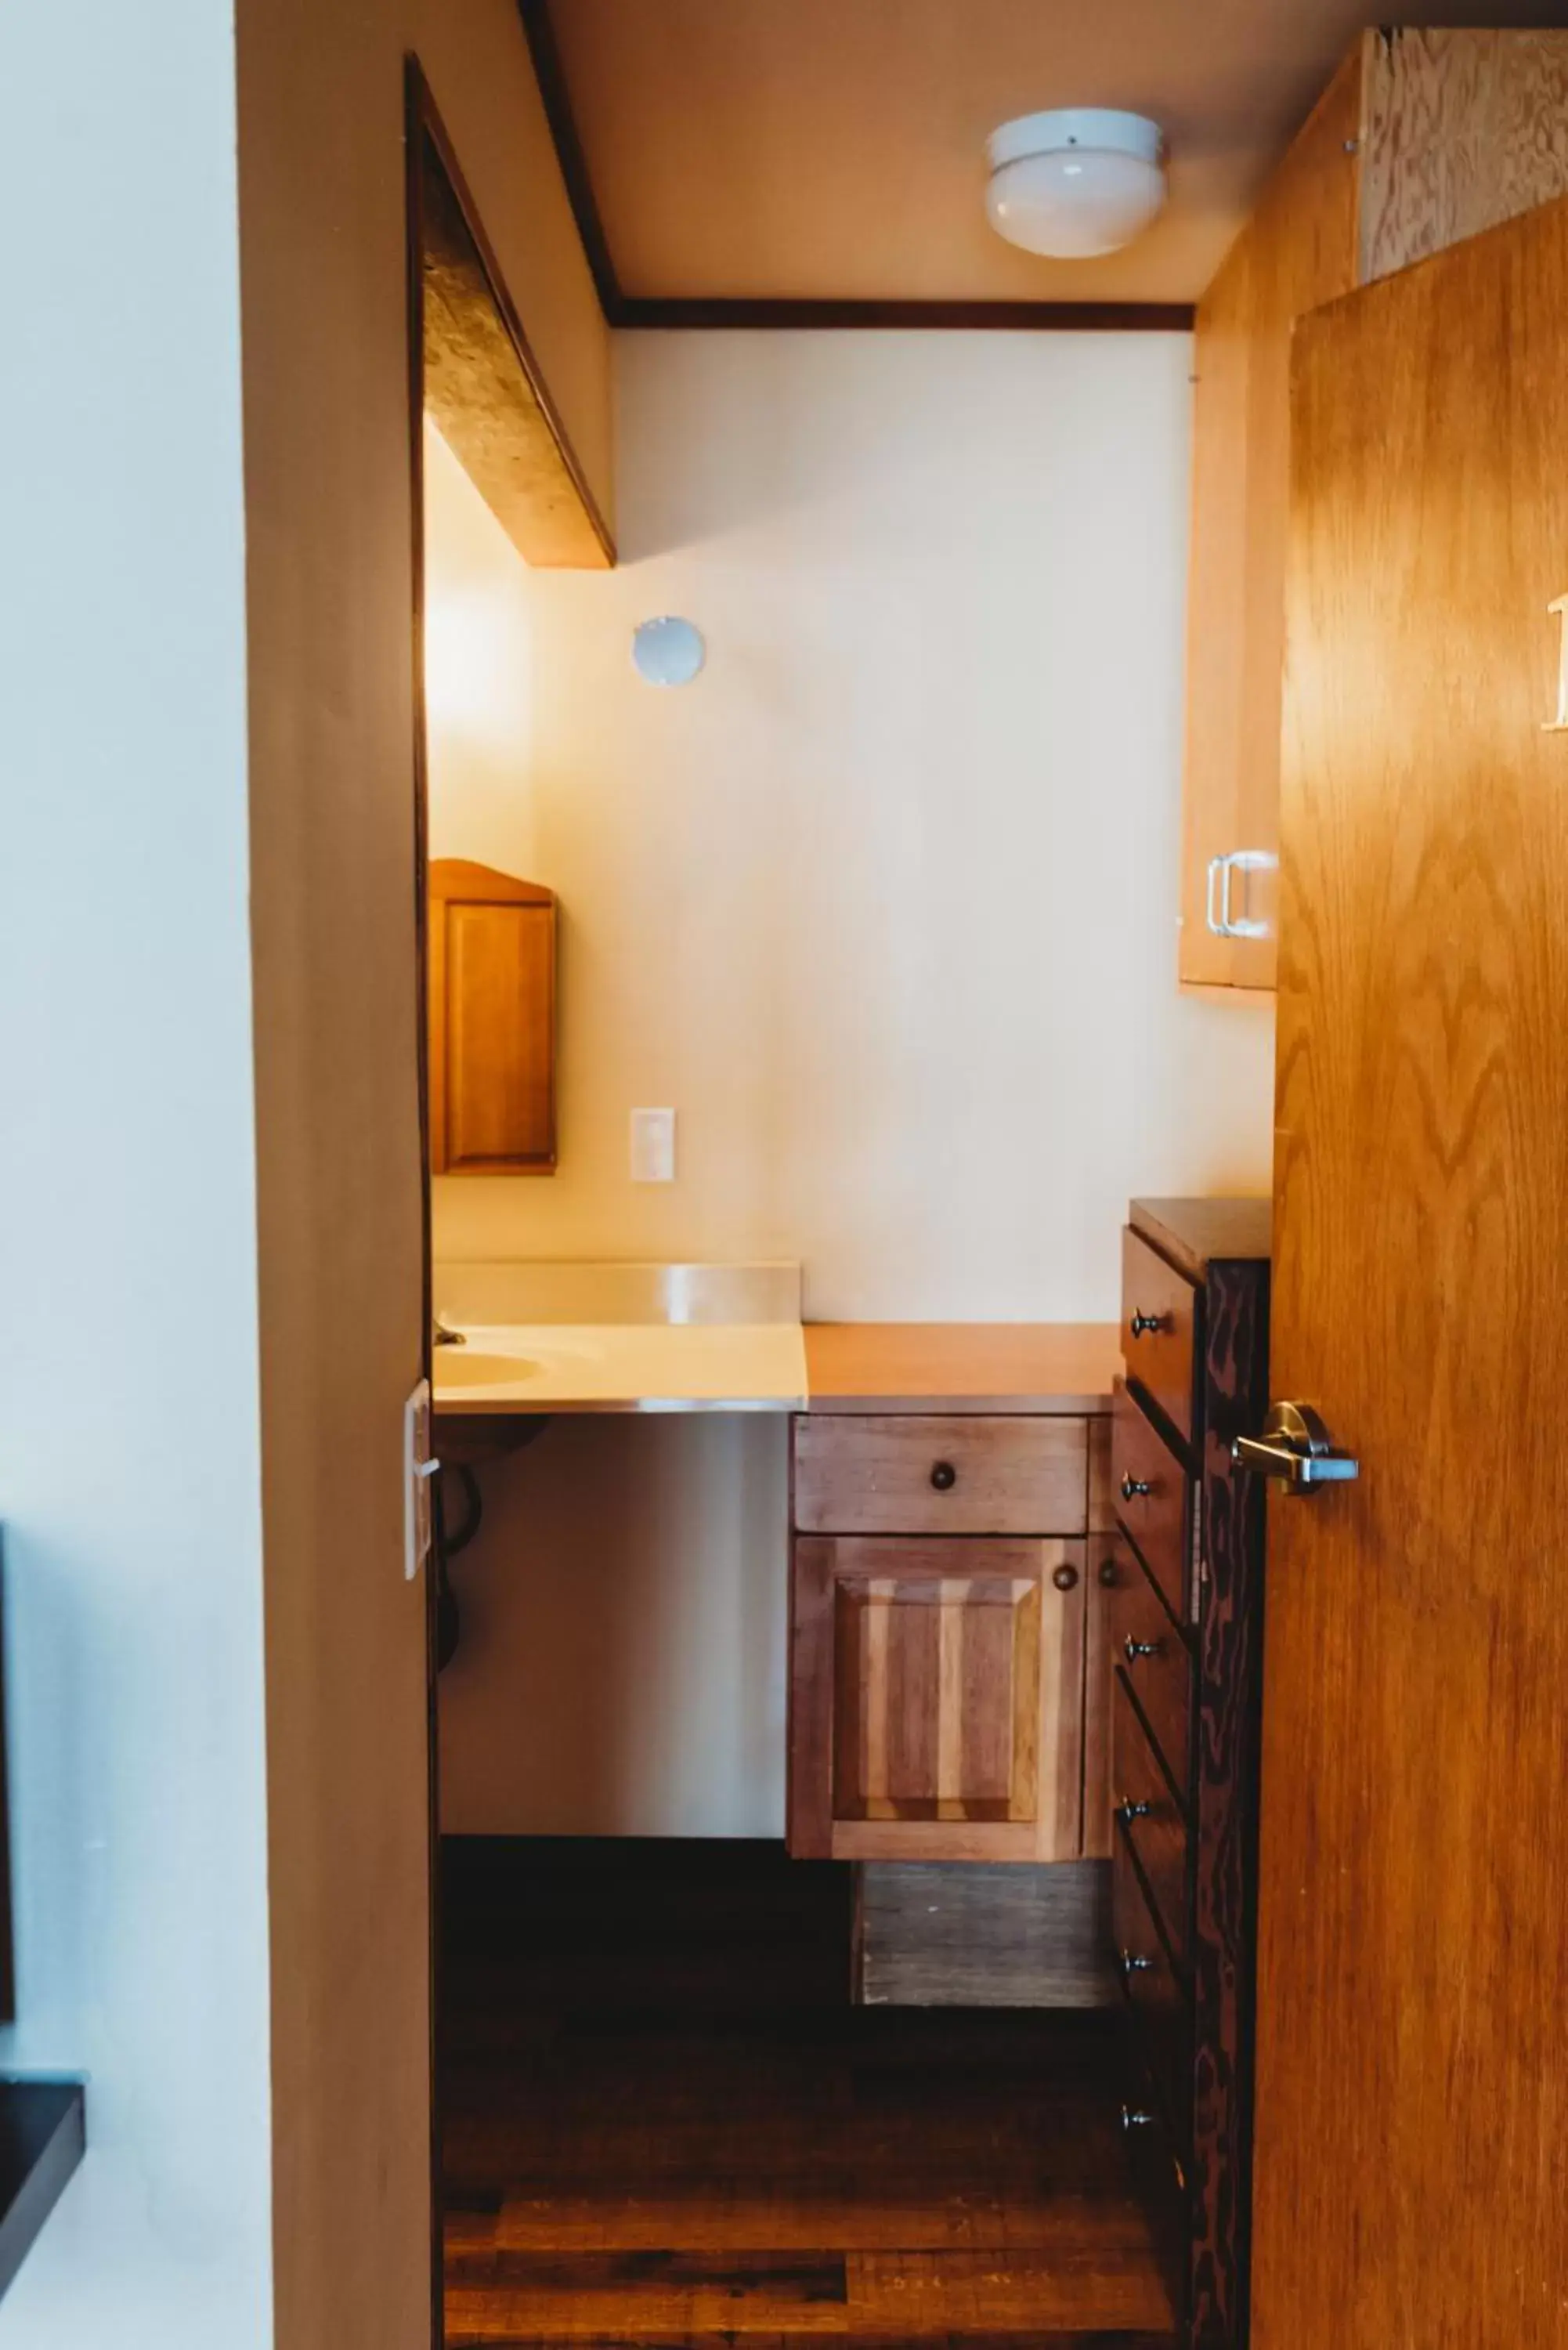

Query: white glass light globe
985 110 1165 260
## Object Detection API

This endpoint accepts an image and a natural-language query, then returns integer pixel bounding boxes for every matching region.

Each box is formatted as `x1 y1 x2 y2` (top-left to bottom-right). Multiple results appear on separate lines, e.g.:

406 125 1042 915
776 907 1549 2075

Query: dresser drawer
1111 1551 1190 1802
1113 1675 1190 1974
1111 1384 1193 1624
1122 1226 1198 1444
1113 1834 1192 2149
793 1415 1088 1536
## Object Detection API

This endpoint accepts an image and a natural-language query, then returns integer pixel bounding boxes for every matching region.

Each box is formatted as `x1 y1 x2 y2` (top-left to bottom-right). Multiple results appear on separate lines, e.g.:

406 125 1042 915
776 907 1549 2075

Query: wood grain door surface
1253 193 1568 2347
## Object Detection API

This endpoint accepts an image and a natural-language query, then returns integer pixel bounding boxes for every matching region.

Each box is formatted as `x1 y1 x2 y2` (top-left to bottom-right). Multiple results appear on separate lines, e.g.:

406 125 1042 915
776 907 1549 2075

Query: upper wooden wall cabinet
1182 27 1568 991
428 858 558 1175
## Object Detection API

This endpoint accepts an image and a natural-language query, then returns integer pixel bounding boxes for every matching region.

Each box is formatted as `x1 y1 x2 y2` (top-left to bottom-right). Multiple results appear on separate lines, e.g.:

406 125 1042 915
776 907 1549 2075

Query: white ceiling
545 2 1568 302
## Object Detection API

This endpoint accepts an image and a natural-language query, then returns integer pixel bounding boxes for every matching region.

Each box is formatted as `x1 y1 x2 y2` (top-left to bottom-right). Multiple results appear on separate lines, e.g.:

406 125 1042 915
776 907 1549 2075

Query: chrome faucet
432 1314 467 1349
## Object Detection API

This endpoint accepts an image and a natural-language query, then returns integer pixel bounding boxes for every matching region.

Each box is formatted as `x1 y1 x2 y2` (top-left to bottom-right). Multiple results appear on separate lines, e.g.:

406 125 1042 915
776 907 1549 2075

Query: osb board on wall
1361 28 1568 286
421 125 612 569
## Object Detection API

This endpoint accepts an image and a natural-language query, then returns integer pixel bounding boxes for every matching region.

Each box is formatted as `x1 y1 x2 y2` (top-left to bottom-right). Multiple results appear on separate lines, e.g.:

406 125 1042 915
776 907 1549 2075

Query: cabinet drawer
1111 1552 1190 1802
1122 1227 1198 1444
1113 1833 1192 2149
1111 1385 1193 1625
1113 1676 1190 1975
793 1415 1088 1536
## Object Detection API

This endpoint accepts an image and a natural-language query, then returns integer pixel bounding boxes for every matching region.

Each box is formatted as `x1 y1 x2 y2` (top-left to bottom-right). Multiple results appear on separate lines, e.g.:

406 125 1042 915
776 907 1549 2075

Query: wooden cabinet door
1179 49 1362 992
428 858 556 1173
788 1536 1085 1863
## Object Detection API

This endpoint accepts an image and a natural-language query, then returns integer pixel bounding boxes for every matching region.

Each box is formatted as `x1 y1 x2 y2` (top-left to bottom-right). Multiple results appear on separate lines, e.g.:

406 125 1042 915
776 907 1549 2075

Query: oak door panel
789 1537 1085 1864
1253 195 1568 2347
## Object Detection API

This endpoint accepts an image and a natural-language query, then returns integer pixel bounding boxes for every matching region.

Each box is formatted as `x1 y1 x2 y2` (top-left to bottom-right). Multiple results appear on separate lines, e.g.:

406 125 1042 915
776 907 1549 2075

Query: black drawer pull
1121 2105 1157 2132
930 1460 957 1491
1117 1798 1151 1824
1123 1636 1162 1664
1118 1949 1154 1979
1129 1308 1166 1339
1052 1561 1079 1593
1120 1471 1151 1501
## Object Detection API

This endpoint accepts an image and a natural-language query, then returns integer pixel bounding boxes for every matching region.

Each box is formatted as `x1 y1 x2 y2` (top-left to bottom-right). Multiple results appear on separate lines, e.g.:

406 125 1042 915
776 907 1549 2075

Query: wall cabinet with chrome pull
1181 27 1568 991
1106 1198 1271 2350
787 1411 1115 1863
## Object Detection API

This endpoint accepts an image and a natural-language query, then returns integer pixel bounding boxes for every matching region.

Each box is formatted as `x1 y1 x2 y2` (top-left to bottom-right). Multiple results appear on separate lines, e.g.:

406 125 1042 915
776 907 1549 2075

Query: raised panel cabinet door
1179 46 1362 991
787 1536 1086 1864
428 858 557 1174
1252 196 1568 2347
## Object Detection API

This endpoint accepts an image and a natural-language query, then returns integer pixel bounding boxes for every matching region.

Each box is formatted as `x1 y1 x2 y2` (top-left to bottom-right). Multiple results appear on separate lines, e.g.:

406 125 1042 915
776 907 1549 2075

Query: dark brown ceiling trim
517 0 626 321
518 0 1194 335
616 296 1196 332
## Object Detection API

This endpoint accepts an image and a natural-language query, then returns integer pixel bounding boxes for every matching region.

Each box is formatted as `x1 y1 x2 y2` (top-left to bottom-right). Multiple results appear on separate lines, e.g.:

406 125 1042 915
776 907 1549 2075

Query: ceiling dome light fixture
985 109 1166 260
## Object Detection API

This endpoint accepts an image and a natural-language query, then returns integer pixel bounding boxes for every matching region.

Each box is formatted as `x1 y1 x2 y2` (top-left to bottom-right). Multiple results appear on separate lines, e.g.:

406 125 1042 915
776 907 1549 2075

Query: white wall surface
432 330 1275 1312
433 330 1275 1838
0 1 272 2341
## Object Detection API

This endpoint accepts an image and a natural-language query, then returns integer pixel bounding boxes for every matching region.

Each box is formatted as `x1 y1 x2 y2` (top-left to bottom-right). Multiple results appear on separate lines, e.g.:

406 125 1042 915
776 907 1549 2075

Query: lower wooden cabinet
786 1410 1112 1864
789 1534 1084 1861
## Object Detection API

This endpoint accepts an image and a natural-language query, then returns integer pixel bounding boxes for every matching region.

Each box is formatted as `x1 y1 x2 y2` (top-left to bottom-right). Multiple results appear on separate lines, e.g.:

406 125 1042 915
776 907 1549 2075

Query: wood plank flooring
441 1838 1176 2348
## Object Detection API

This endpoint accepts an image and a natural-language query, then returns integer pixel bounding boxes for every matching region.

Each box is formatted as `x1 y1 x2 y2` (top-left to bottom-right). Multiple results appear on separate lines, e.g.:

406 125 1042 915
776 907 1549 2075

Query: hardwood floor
441 1838 1176 2348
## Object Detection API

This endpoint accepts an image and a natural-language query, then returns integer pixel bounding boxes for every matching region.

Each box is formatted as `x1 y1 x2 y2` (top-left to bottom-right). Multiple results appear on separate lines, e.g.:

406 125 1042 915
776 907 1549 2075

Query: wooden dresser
1108 1198 1271 2348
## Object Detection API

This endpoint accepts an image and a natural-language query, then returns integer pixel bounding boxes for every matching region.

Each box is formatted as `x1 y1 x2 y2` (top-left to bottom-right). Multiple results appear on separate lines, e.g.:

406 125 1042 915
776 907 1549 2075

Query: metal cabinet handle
1116 1798 1151 1823
1129 1307 1165 1339
1119 1950 1154 1979
1206 848 1277 940
1121 2106 1156 2132
1123 1636 1162 1663
1120 1472 1151 1501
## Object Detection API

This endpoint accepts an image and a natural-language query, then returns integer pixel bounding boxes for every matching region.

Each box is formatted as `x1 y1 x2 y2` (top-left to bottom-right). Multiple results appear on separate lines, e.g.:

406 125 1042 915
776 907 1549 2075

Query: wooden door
789 1536 1085 1863
1252 196 1568 2345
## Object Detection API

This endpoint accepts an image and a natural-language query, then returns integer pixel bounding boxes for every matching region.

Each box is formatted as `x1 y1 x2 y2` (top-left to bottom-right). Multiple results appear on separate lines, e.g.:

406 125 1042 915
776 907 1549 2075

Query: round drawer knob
1124 1635 1162 1664
930 1461 957 1491
1052 1562 1078 1593
1129 1308 1165 1339
1120 1471 1151 1502
1098 1557 1118 1589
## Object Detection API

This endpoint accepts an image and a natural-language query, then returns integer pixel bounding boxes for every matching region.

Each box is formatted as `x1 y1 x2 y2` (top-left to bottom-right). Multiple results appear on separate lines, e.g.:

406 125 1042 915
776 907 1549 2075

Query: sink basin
432 1350 540 1390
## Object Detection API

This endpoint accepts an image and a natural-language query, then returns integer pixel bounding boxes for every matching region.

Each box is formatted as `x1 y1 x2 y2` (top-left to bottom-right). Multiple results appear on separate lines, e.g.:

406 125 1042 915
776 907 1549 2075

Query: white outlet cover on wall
630 1108 676 1183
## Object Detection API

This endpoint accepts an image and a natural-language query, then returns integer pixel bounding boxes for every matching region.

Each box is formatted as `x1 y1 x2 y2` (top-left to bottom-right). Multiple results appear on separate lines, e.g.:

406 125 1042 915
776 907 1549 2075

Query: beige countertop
801 1322 1119 1415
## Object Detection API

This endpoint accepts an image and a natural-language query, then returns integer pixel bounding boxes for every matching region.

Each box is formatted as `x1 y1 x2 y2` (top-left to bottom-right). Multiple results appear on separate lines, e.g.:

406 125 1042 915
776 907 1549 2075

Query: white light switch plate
404 1377 437 1582
630 1107 676 1183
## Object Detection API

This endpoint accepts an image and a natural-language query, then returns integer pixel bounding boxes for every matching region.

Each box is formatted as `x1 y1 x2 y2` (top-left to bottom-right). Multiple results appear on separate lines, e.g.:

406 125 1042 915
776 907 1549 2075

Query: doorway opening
405 56 1173 2348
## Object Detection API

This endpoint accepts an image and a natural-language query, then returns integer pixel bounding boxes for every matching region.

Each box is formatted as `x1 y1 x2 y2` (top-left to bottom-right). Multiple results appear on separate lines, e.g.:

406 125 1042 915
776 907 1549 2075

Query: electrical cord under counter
433 1418 551 1670
433 1464 481 1672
